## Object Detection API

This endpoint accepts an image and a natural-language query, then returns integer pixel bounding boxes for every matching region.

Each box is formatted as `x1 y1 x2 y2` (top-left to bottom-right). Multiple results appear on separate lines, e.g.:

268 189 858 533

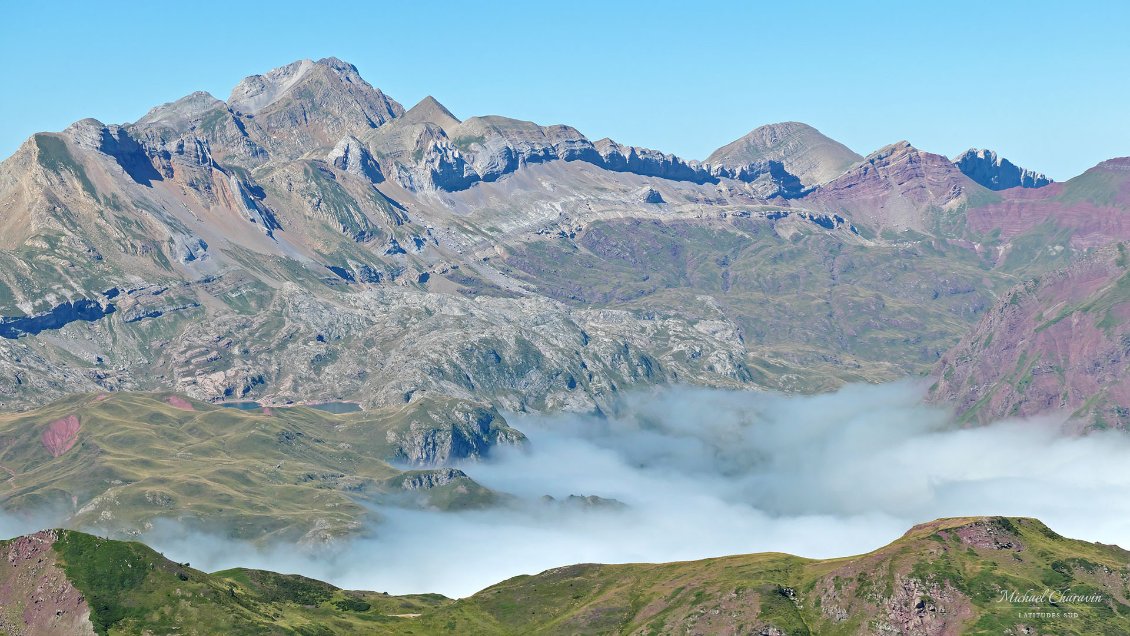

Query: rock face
0 300 115 339
953 148 1051 190
0 530 96 636
931 245 1130 427
385 404 527 466
365 101 805 196
391 468 469 490
706 121 862 186
327 135 383 183
637 185 664 204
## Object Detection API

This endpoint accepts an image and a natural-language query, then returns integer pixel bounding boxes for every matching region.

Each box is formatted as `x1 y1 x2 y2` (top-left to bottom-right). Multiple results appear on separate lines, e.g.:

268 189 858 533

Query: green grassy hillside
0 393 521 542
414 517 1130 635
1 528 454 635
3 517 1127 635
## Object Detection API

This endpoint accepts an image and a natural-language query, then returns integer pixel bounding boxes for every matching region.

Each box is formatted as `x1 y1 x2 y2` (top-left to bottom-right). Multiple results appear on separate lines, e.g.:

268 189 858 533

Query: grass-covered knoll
0 393 519 543
407 516 1130 635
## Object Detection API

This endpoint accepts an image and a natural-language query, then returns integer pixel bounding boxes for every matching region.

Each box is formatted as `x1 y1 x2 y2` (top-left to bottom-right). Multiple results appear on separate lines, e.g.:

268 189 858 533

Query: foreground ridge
1 516 1127 635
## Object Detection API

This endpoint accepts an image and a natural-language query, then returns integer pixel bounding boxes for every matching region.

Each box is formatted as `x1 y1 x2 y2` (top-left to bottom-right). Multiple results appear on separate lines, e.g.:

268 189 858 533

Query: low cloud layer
8 381 1130 598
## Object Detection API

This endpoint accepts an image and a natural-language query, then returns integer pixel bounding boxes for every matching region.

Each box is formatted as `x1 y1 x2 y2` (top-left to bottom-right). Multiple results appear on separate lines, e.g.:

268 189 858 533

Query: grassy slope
409 517 1130 635
0 393 512 542
44 529 454 635
5 516 1127 635
502 217 1007 389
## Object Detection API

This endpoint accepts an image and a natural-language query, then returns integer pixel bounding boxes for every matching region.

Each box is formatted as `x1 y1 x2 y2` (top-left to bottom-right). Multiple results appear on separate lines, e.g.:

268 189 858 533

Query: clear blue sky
2 1 1127 180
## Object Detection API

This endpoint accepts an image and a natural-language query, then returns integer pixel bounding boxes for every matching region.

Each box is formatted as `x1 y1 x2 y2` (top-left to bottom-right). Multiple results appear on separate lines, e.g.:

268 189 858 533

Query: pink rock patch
165 396 195 411
41 415 81 458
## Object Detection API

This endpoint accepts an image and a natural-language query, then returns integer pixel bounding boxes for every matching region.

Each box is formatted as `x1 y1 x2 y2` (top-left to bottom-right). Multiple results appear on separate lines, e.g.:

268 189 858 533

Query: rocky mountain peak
804 140 983 233
227 58 318 114
953 148 1052 190
227 57 398 117
401 95 461 133
135 91 225 128
314 56 362 75
706 121 861 186
222 58 403 160
872 140 916 158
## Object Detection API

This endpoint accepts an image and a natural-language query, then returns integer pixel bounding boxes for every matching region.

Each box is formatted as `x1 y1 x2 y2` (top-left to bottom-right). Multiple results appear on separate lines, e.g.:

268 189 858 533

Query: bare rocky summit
706 121 862 186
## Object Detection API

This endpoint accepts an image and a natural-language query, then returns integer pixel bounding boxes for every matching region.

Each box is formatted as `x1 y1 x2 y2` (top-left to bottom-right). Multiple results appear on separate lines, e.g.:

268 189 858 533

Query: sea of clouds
7 380 1130 598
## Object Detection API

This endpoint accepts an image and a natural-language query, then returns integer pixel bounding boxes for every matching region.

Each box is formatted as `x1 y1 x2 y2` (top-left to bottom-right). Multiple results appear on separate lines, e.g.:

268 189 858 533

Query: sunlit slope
418 517 1130 635
0 393 519 542
0 528 453 635
3 517 1127 635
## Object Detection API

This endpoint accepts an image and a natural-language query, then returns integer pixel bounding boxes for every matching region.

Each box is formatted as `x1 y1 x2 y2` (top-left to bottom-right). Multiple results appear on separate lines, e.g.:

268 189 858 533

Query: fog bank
8 381 1130 598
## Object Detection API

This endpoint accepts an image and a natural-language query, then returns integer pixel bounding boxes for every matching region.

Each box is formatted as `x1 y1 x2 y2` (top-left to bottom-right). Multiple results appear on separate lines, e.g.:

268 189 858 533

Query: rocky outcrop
953 148 1051 190
390 468 470 490
327 135 383 183
453 116 601 182
637 186 664 204
592 138 708 183
0 530 96 636
386 403 526 466
0 300 115 339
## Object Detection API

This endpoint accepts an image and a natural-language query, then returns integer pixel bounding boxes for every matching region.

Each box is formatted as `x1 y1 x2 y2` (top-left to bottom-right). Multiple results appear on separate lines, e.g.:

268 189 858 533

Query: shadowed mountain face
954 148 1052 190
3 517 1128 635
706 121 863 187
0 56 1128 426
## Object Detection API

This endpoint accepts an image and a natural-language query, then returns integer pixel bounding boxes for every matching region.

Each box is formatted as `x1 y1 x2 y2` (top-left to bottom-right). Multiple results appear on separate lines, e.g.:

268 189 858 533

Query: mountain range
0 54 1127 530
4 56 1126 425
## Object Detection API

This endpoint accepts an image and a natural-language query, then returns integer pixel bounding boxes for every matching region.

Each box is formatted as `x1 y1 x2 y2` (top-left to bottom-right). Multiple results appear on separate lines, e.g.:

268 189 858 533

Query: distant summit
953 148 1052 190
706 121 861 186
400 95 461 133
806 140 981 233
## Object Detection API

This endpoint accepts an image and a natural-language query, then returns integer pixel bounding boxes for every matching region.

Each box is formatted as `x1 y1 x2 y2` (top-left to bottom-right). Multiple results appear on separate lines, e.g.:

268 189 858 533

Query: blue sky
2 1 1126 180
